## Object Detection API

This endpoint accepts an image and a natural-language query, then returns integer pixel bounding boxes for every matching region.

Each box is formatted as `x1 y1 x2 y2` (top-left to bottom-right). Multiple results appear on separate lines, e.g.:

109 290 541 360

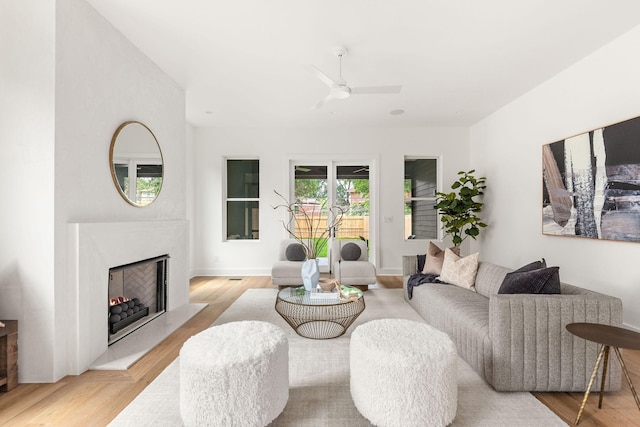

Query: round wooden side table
566 322 640 425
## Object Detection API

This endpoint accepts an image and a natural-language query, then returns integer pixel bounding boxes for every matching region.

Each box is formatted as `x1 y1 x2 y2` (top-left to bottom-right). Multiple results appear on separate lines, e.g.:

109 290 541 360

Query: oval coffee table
566 322 640 424
275 287 365 339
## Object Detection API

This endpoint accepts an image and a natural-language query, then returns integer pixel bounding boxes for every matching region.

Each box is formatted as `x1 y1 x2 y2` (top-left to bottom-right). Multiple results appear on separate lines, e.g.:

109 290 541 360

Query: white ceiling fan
310 47 402 109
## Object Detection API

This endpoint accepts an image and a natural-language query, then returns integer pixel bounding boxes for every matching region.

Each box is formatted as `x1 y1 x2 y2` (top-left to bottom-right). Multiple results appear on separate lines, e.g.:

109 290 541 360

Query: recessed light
390 109 404 115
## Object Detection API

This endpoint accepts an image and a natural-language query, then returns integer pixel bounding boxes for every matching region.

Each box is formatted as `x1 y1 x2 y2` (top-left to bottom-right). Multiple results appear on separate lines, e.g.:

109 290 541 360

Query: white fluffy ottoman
179 321 289 427
350 319 457 427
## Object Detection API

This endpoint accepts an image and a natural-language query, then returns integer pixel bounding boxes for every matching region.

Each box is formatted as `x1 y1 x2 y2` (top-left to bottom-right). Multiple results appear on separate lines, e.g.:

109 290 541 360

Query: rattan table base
275 287 365 339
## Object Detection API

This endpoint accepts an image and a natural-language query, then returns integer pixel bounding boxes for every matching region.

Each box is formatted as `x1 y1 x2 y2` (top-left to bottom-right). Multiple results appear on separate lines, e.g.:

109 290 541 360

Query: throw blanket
407 273 444 299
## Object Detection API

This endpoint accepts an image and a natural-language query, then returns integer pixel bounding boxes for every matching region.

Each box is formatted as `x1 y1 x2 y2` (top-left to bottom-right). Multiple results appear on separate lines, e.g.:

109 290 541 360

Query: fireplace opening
108 255 168 345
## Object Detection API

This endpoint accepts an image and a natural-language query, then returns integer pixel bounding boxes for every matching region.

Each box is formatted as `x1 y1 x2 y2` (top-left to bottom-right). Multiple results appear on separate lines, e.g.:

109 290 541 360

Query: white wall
1 0 186 382
470 24 640 329
192 127 469 277
186 124 196 275
0 0 56 383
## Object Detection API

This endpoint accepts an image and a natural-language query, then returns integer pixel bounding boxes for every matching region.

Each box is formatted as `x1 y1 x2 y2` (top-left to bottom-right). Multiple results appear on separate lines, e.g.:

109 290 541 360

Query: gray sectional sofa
402 256 623 392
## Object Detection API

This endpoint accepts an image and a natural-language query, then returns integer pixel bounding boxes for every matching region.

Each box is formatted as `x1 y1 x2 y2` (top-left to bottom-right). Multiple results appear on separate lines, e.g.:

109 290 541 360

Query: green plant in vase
434 170 487 246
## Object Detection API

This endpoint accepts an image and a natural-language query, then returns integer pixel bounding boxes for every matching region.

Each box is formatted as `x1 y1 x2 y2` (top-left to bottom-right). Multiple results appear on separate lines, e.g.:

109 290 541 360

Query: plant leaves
434 170 487 244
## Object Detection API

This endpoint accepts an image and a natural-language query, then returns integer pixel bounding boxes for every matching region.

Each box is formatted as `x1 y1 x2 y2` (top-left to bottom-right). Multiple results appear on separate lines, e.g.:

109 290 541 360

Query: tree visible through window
404 158 438 240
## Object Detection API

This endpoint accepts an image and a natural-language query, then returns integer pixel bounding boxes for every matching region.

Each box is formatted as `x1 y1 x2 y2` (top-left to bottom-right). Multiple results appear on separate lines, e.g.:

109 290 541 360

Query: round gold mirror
109 121 163 207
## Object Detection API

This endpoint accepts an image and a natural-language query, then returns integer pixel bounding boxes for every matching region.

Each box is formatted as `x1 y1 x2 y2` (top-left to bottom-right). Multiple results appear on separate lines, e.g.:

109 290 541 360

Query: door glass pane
336 166 370 254
135 164 162 206
294 166 328 258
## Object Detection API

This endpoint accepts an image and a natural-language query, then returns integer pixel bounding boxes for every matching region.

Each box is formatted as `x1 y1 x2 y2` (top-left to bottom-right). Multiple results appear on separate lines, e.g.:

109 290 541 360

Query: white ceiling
86 0 640 128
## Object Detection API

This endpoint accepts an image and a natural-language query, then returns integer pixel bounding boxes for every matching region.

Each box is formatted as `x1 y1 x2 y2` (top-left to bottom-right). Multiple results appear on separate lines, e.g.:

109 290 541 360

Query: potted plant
434 170 487 246
273 190 344 290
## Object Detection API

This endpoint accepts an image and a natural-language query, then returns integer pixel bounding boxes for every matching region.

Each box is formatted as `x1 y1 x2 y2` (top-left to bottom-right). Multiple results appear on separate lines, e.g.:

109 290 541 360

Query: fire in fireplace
108 255 168 345
109 297 149 334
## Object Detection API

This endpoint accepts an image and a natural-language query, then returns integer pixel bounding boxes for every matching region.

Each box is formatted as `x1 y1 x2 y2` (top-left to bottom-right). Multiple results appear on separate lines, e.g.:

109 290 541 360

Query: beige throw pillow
422 242 461 275
437 248 479 290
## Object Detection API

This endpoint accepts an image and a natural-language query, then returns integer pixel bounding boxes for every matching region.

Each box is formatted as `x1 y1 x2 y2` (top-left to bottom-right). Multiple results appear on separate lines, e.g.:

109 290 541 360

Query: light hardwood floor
0 276 638 426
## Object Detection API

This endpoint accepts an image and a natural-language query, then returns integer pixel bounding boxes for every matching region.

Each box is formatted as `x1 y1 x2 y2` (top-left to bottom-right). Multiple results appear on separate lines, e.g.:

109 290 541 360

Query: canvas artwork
542 115 640 241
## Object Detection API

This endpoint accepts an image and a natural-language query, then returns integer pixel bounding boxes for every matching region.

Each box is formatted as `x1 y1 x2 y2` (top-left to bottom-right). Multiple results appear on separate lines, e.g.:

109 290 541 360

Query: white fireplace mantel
67 220 191 375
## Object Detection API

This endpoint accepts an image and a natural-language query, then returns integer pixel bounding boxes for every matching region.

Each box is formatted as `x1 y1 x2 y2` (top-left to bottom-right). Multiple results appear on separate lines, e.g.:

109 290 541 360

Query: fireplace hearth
108 255 168 344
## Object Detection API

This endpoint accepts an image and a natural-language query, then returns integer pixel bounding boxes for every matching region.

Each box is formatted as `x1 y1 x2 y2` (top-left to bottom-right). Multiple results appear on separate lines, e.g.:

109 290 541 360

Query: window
113 162 163 206
225 159 259 240
404 158 438 240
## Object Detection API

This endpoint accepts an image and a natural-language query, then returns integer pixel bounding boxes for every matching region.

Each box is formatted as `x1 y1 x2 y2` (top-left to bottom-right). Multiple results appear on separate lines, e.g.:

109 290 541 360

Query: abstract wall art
543 115 640 242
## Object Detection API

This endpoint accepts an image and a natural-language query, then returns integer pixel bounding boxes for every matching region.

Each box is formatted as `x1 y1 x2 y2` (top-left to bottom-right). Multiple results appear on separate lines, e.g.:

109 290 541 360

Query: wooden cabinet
0 320 18 391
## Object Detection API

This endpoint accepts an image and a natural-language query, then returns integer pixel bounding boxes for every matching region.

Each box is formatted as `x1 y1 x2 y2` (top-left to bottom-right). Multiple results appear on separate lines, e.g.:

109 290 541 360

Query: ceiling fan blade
351 85 402 95
308 65 338 88
312 94 334 109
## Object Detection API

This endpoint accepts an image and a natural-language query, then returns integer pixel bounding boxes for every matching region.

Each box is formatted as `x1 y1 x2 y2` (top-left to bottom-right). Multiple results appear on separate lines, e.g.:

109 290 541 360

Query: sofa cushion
333 260 376 285
285 243 306 261
498 265 561 294
474 262 512 297
341 242 362 261
422 242 460 275
408 283 491 381
271 261 304 278
437 249 479 290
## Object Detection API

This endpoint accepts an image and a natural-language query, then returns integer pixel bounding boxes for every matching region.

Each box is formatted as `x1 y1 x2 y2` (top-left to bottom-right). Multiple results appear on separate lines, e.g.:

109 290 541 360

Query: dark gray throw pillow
417 254 426 273
285 243 306 261
341 242 362 261
498 264 560 294
515 258 547 272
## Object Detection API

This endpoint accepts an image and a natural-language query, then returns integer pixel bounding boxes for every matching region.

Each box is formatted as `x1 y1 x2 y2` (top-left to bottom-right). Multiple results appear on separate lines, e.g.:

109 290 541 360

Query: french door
291 160 373 273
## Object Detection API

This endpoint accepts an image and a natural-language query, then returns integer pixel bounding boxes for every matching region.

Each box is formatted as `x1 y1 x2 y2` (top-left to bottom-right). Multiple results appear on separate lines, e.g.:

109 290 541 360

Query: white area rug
109 289 568 426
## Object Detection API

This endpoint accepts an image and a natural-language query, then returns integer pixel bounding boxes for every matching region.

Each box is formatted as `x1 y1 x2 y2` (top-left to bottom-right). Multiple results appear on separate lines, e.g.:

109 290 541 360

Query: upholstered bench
271 239 306 287
350 319 458 426
331 240 376 291
179 321 289 427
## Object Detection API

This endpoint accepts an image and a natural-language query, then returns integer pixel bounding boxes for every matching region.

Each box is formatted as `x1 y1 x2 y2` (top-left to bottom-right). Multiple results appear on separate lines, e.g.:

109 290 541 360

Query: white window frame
404 156 439 241
223 157 260 241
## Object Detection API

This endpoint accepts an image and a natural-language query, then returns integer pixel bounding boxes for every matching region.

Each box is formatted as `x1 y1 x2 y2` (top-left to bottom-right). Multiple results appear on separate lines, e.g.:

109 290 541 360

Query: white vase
301 258 320 291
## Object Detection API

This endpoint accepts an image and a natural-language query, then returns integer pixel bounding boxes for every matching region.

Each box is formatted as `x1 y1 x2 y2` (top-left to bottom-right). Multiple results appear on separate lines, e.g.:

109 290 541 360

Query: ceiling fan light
331 86 351 99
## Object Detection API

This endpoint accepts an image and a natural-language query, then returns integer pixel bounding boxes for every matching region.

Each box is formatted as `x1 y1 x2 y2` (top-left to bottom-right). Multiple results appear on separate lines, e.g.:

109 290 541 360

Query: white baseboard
376 268 402 276
190 267 272 278
190 267 402 278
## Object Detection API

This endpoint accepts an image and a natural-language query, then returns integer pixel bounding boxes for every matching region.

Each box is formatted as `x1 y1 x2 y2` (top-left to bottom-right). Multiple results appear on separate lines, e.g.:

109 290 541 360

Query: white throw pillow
437 248 479 290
